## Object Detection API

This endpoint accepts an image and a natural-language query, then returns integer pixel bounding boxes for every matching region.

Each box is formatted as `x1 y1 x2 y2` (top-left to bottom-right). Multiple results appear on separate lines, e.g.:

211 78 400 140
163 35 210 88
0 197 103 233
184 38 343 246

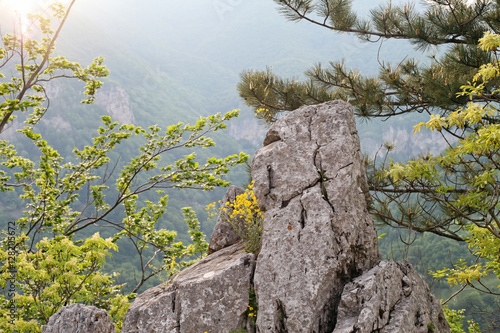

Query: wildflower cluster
247 305 256 317
255 108 270 116
205 201 219 220
206 182 263 254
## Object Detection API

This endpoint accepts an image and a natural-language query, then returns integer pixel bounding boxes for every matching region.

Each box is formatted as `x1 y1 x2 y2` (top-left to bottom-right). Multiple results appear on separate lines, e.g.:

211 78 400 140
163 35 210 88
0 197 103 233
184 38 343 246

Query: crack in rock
335 162 354 178
252 101 381 333
275 299 289 333
313 144 336 214
268 165 275 190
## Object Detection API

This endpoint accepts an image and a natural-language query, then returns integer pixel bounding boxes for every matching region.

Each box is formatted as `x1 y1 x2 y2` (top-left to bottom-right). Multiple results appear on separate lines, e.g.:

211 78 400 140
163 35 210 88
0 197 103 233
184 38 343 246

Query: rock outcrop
122 243 255 333
251 101 381 332
116 100 450 333
95 85 135 124
42 303 115 333
208 185 245 254
335 261 449 333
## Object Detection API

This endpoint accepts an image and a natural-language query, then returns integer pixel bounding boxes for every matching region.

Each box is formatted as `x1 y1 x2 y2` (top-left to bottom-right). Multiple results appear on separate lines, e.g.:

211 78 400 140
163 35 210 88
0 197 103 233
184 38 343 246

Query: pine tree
238 1 500 327
239 0 496 124
238 0 500 241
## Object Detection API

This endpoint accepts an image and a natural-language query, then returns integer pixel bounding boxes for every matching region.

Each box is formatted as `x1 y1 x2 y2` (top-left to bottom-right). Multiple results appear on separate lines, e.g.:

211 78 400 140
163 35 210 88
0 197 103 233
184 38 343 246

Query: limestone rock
122 243 255 333
121 284 178 332
42 303 115 333
95 85 135 124
334 261 450 333
120 99 449 333
208 185 245 254
252 101 381 333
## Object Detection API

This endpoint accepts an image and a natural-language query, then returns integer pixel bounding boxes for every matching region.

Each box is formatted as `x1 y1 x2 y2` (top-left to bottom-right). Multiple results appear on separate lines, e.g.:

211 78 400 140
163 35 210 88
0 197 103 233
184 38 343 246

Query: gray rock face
252 101 381 333
119 100 449 333
335 261 450 333
208 185 245 254
122 243 255 333
95 85 135 124
42 303 115 333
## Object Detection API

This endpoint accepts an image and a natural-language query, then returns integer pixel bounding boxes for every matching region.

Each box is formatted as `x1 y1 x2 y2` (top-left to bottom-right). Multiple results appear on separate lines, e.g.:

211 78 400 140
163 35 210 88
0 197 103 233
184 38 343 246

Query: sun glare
0 0 52 33
1 0 43 15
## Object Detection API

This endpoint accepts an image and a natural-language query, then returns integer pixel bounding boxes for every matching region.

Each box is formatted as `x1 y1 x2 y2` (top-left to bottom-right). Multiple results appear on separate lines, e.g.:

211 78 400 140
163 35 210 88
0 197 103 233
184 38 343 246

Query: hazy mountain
1 0 458 295
49 0 433 155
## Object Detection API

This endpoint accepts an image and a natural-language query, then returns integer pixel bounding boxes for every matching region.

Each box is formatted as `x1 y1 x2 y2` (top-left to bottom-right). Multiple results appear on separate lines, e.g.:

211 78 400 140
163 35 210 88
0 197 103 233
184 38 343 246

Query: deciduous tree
0 2 248 332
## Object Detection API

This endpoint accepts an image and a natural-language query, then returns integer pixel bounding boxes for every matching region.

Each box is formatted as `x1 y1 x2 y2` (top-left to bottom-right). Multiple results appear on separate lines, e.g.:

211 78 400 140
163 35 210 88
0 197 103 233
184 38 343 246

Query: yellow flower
479 31 500 51
206 183 264 253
